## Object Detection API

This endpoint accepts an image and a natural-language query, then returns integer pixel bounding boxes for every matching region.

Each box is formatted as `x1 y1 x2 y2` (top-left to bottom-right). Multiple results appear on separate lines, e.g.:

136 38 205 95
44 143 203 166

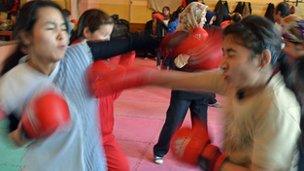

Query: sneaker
154 156 164 164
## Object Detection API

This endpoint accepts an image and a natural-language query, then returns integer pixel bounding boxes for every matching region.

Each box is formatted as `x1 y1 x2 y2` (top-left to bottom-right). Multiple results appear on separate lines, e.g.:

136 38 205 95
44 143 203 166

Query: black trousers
153 90 214 157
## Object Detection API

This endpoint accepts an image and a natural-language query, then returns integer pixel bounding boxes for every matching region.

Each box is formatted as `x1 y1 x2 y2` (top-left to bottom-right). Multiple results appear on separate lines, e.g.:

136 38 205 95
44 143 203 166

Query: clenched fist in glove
170 120 226 171
87 63 159 97
21 89 71 139
118 51 136 66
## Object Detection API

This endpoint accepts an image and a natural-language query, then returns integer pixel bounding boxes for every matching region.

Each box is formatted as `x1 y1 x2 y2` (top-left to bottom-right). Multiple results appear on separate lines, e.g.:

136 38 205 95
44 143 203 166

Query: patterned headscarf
282 15 304 44
177 2 208 31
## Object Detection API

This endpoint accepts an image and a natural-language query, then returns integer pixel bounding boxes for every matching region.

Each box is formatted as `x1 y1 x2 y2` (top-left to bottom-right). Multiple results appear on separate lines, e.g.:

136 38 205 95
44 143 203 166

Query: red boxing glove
99 51 136 66
87 64 158 97
87 60 114 97
21 90 70 139
106 55 121 65
88 60 122 99
118 51 136 66
88 51 135 99
171 120 226 171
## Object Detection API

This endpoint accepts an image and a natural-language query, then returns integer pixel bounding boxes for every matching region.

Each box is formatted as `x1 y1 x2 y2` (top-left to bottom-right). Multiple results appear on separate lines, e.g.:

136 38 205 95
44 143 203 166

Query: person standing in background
153 2 219 164
162 6 171 27
274 2 290 32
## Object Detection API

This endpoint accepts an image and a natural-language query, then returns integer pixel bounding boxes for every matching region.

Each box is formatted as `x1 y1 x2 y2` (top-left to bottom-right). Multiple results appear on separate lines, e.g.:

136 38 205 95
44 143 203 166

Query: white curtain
147 0 181 12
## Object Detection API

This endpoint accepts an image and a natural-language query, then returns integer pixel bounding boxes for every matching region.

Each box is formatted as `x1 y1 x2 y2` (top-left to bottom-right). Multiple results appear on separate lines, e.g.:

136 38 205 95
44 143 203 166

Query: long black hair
13 0 69 41
1 0 69 75
275 2 290 18
265 3 275 23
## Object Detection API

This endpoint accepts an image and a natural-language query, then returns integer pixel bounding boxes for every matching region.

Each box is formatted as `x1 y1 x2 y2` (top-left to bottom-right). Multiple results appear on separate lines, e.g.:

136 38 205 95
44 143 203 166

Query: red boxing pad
171 120 210 165
186 28 223 70
174 27 209 56
160 28 208 60
21 90 70 139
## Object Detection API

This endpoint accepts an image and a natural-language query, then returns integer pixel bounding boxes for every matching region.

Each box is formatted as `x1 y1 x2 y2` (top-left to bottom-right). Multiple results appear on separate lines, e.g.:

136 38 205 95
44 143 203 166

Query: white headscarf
177 2 208 31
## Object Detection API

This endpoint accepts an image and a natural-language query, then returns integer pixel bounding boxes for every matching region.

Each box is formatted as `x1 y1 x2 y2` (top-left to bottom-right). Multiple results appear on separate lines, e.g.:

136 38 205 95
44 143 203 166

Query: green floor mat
0 119 25 171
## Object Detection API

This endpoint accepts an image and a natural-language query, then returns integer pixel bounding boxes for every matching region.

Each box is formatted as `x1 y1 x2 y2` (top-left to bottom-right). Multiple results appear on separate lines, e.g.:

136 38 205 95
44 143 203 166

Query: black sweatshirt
87 32 160 61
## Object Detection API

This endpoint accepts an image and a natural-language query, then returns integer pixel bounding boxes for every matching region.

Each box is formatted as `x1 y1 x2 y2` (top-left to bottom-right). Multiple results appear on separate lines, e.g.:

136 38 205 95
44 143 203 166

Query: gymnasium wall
75 0 304 23
21 0 304 23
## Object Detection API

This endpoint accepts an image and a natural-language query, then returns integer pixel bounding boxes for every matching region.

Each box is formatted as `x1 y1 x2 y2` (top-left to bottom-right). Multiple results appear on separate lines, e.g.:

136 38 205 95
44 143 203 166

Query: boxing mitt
171 120 226 171
162 27 222 71
160 28 207 63
186 27 223 70
21 90 71 139
174 27 209 56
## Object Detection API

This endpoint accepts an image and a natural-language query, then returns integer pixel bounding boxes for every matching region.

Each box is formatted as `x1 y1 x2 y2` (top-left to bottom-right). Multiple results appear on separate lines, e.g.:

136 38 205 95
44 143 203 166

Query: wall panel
87 0 130 20
65 0 304 23
130 0 152 23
